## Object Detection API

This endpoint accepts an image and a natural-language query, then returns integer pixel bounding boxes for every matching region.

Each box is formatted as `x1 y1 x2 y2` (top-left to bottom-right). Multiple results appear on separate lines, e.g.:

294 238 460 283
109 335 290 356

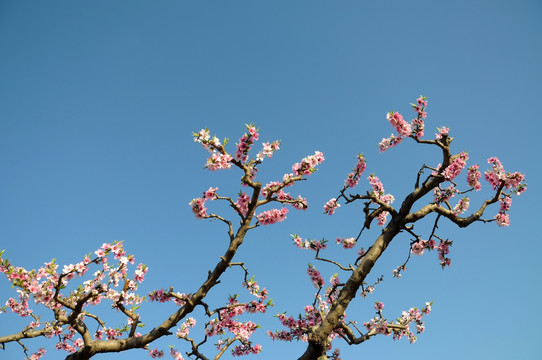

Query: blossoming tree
0 96 526 360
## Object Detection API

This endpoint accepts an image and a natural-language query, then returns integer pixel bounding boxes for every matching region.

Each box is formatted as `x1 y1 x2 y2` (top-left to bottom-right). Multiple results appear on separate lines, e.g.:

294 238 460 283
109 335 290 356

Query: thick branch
65 186 263 360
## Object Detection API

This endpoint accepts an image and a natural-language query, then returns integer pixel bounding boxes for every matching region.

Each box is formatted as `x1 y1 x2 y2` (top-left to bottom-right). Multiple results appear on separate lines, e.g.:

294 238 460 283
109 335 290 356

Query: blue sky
0 1 540 359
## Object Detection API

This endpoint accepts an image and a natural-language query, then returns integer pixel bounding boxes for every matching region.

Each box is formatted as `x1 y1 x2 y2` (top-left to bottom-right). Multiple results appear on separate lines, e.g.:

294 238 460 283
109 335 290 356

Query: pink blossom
344 153 367 188
435 126 449 140
235 192 251 216
169 348 184 360
453 197 470 215
205 152 233 171
256 208 289 225
484 157 527 195
261 181 281 197
437 239 453 268
243 277 268 300
422 302 432 315
417 96 428 107
504 171 526 193
378 133 403 152
484 157 505 190
336 237 356 249
374 301 384 311
411 241 425 256
203 187 218 200
368 174 385 196
257 140 280 161
376 211 389 226
148 348 164 358
189 198 207 219
410 118 425 139
292 151 325 176
28 348 46 360
232 343 262 356
500 196 512 212
495 213 510 227
193 128 211 145
410 95 428 138
134 263 148 283
467 164 482 190
292 234 327 251
433 185 458 203
386 111 412 137
442 151 468 180
291 195 308 210
176 317 196 338
307 264 324 288
323 198 340 215
148 289 170 303
235 125 259 163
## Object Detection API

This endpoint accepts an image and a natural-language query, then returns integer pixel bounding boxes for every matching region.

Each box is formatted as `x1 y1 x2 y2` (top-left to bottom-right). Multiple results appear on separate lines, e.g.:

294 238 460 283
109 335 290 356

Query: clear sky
0 1 540 359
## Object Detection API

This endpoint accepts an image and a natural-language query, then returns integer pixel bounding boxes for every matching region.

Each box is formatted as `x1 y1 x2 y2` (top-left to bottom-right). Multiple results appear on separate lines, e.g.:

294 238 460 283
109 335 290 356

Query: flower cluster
28 348 46 360
484 157 505 190
256 141 281 161
495 196 512 227
453 197 470 215
307 264 324 288
379 96 428 151
410 240 428 256
409 239 452 268
205 293 270 357
291 234 327 251
336 237 356 249
256 208 289 225
484 157 526 194
169 348 184 360
176 317 196 339
363 301 432 344
235 125 259 163
323 198 340 215
235 192 251 216
232 343 263 357
268 304 325 343
387 111 412 137
147 289 191 307
243 276 269 300
467 164 482 190
378 133 404 152
277 189 308 210
189 187 219 219
437 239 452 268
0 242 149 354
148 348 164 358
292 151 325 176
193 128 231 171
268 295 343 346
205 152 233 171
344 153 367 188
367 174 395 226
261 181 281 198
442 151 468 180
268 269 346 350
433 184 458 204
411 95 428 139
325 274 341 302
435 126 449 140
148 289 170 303
193 128 222 150
482 157 526 225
